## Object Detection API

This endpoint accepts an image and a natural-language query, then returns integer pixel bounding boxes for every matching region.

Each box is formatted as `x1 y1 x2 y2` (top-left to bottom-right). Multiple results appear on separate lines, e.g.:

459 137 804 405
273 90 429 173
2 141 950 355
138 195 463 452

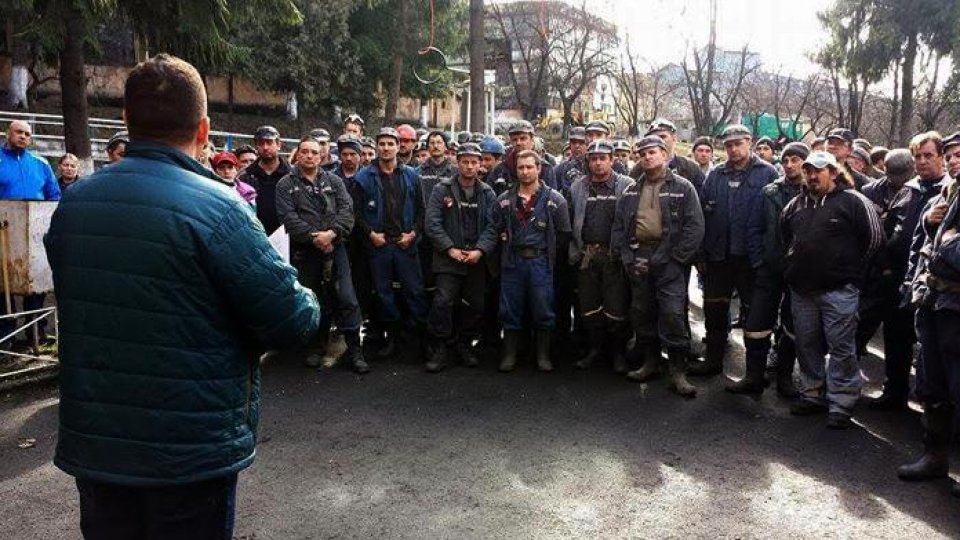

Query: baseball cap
634 136 668 153
377 127 400 142
337 134 362 154
585 121 609 134
802 151 839 170
210 151 238 167
826 128 854 145
942 132 960 152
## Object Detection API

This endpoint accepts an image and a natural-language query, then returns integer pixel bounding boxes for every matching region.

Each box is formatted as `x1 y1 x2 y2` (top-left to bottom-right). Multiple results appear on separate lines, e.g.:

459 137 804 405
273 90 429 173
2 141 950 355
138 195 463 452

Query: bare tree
490 1 554 120
915 48 960 132
612 37 683 136
547 1 617 133
469 0 486 132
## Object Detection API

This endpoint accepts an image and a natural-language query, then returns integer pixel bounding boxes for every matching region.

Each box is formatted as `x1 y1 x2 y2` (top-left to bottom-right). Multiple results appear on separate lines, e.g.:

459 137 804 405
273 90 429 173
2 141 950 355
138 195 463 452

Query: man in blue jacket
0 120 61 345
44 54 321 539
690 124 778 377
354 127 428 358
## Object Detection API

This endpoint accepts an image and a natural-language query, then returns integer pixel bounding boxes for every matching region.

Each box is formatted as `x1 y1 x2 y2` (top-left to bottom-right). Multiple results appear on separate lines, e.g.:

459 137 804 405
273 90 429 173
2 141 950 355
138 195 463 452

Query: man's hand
370 231 387 248
398 231 417 249
447 247 465 262
928 201 949 227
311 230 336 250
463 250 482 264
943 228 958 243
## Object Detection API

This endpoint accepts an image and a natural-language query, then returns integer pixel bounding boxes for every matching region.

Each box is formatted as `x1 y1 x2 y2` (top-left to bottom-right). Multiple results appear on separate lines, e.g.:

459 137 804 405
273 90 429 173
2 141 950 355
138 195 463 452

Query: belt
584 243 609 252
513 246 544 259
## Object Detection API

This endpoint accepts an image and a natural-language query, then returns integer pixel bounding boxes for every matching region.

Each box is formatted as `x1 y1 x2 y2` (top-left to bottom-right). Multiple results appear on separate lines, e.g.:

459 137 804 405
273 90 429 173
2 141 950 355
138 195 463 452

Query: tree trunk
469 0 486 133
59 7 92 174
384 0 409 126
227 75 235 125
7 22 30 110
887 60 900 146
897 30 917 147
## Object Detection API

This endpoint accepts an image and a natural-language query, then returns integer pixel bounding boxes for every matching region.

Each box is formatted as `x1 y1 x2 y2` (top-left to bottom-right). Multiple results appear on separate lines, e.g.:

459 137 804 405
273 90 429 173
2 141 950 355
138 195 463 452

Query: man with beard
486 120 556 195
238 125 292 235
360 137 377 167
423 143 499 372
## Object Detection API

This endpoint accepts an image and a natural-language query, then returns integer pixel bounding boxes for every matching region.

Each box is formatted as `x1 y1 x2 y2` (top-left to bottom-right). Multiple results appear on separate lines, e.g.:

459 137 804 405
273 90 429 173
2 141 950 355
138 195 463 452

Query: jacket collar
904 173 948 191
124 141 221 183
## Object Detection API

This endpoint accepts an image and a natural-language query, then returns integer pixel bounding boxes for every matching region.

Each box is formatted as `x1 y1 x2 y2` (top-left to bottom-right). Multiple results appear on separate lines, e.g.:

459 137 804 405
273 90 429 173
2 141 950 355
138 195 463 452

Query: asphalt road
2 323 959 540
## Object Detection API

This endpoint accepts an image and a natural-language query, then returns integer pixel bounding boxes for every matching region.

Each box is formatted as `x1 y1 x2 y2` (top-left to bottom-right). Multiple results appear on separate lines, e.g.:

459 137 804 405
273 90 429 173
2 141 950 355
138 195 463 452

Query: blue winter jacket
701 155 777 266
45 141 320 486
0 145 60 200
353 160 423 240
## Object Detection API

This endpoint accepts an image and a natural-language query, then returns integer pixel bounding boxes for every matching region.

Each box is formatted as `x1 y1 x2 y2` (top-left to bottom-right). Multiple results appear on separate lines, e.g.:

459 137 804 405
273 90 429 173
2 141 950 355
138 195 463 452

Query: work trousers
792 284 863 414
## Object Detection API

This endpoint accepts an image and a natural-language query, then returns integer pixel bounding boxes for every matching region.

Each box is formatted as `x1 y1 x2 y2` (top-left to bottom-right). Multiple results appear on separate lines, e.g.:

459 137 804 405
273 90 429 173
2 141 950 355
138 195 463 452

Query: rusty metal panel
0 201 56 295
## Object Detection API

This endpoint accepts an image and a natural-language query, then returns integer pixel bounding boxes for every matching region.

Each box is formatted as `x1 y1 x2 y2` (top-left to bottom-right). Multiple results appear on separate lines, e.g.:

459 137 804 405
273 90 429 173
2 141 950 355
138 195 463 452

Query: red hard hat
211 151 239 167
396 124 417 141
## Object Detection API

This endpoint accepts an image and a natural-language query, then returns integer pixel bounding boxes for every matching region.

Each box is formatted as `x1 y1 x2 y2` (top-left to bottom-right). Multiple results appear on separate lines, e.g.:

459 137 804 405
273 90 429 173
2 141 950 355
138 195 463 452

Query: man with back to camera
44 54 320 538
238 125 293 235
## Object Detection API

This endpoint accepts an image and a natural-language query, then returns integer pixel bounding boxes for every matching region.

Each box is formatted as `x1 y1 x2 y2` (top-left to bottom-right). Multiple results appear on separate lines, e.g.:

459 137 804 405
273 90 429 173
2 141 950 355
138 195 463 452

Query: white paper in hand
268 225 290 262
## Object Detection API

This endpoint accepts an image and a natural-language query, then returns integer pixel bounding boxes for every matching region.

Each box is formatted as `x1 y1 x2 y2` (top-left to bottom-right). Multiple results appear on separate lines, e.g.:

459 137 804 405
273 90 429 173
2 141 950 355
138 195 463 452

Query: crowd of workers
2 54 960 537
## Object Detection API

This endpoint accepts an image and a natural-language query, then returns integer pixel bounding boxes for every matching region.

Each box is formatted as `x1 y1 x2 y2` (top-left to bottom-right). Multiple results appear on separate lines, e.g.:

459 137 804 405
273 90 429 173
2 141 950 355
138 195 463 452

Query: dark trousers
555 248 579 336
577 250 628 330
368 243 428 323
628 260 690 351
743 265 795 370
915 307 960 405
427 266 487 340
294 244 362 349
76 474 238 540
703 256 755 348
856 292 916 399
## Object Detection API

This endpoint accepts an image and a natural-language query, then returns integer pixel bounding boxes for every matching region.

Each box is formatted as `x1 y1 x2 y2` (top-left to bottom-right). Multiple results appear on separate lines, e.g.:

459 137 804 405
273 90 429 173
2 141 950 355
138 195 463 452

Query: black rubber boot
575 328 604 370
898 403 953 481
726 337 768 394
775 335 800 398
455 336 480 368
424 338 447 373
499 331 520 372
688 338 725 377
667 349 697 398
626 343 662 382
377 322 399 359
344 331 369 374
536 330 553 372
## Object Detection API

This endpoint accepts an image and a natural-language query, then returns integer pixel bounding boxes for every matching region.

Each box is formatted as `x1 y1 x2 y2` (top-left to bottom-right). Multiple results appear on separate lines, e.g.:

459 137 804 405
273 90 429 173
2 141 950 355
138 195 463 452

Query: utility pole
469 0 486 133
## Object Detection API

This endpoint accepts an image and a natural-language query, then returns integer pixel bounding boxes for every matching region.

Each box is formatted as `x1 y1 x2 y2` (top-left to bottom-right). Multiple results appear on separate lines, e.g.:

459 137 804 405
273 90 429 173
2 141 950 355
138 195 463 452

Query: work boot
536 330 554 372
304 352 323 368
688 338 725 377
868 391 909 411
499 331 520 372
775 336 799 397
790 399 828 416
424 339 447 373
343 331 369 374
666 349 697 398
898 403 952 481
455 336 480 367
726 337 768 395
626 344 662 383
377 323 399 359
575 328 604 370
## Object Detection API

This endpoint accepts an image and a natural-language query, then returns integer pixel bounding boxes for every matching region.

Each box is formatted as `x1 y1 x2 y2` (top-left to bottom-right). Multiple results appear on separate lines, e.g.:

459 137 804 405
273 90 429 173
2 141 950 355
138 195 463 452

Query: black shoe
868 392 909 411
826 412 853 430
455 340 480 368
425 341 447 373
897 453 950 481
790 400 828 416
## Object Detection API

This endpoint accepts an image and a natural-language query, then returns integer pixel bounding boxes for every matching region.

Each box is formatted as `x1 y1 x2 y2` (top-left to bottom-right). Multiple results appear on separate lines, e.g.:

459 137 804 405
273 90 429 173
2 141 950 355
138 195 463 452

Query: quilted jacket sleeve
206 203 320 348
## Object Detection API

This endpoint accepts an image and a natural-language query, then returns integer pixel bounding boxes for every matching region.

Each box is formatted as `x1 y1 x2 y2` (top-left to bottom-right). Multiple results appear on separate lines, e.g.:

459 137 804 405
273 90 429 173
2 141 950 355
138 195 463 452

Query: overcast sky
586 0 835 77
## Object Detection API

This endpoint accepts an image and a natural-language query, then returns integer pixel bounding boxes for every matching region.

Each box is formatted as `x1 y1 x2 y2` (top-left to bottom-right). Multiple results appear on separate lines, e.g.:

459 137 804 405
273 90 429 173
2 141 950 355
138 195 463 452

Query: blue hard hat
479 136 505 156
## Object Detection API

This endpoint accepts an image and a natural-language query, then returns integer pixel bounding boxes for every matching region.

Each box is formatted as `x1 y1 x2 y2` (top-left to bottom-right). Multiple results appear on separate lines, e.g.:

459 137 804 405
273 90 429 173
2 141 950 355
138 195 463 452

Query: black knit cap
781 142 811 160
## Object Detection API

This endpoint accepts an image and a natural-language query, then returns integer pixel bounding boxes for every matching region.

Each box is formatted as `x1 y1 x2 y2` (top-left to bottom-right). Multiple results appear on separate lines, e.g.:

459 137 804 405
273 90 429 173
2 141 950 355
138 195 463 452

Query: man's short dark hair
124 54 206 145
234 144 257 157
515 149 540 166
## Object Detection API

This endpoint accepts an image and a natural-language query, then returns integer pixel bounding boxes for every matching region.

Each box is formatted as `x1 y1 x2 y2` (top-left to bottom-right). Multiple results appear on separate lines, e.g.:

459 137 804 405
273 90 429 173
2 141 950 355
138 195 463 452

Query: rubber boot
667 349 697 398
775 336 799 398
424 338 447 373
536 330 554 372
499 331 520 372
898 403 953 481
340 331 367 374
575 328 604 370
611 329 629 374
726 337 768 394
688 338 725 377
377 322 399 359
626 343 662 382
455 336 480 368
